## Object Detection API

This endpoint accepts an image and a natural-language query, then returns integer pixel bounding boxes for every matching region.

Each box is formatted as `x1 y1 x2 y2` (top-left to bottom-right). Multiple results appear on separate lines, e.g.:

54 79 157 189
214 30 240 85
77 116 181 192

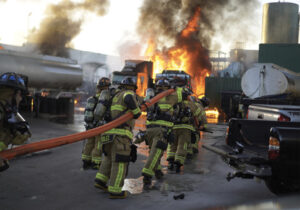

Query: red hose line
0 89 175 160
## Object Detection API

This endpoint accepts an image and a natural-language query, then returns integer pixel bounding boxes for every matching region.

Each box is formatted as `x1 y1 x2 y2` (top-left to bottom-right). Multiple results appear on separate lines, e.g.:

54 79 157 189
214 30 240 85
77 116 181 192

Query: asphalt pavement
0 115 278 210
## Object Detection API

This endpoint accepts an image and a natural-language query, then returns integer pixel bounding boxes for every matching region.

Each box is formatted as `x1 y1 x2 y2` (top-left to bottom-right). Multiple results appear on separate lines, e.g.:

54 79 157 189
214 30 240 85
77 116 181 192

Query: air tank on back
262 2 299 44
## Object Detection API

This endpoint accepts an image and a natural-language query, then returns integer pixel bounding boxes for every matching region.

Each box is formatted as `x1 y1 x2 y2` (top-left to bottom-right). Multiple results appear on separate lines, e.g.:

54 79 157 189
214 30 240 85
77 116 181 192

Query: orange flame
144 7 211 96
181 7 201 38
145 39 156 57
136 72 148 97
206 107 220 124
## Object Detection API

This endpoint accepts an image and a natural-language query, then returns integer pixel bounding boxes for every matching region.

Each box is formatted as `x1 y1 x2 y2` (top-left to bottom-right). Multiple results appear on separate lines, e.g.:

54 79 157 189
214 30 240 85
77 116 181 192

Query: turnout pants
95 136 131 194
82 135 103 165
167 128 191 165
187 142 193 156
142 127 168 177
193 133 200 152
187 132 200 155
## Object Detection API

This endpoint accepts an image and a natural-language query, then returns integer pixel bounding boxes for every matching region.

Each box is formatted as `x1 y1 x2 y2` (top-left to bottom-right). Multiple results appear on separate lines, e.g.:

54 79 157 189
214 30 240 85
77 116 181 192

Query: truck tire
264 177 300 195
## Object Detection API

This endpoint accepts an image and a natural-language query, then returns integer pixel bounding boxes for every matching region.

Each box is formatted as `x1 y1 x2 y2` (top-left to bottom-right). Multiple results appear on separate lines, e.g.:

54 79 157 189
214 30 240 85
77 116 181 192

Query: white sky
0 0 299 56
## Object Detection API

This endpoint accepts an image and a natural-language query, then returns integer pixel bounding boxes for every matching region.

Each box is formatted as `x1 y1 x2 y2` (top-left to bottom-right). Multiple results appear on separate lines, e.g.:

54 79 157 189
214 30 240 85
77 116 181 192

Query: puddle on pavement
123 153 210 196
123 175 195 195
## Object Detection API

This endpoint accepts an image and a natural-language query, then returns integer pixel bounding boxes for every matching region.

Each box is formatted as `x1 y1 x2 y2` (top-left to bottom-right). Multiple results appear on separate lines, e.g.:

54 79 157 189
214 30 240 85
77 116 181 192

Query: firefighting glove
11 131 31 145
191 132 197 144
134 130 146 144
130 144 138 163
12 121 31 136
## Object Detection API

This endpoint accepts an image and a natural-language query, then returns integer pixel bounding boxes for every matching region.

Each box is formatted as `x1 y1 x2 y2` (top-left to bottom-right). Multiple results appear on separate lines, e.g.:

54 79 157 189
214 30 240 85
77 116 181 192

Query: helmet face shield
120 77 137 90
97 77 111 88
200 96 210 107
155 79 170 88
0 72 27 92
8 74 25 86
0 74 8 80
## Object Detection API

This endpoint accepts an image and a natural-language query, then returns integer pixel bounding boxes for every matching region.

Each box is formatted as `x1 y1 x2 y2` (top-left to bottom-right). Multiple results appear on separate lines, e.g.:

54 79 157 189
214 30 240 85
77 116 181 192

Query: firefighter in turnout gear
94 77 141 199
81 77 111 170
193 96 209 153
0 72 31 172
136 78 185 187
167 83 201 173
186 96 208 159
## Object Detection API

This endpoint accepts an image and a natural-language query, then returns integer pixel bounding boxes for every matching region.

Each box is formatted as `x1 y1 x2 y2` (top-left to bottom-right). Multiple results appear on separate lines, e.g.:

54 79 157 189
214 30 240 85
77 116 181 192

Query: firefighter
186 96 208 159
0 72 31 172
134 78 181 187
81 77 111 170
167 85 201 173
198 96 209 131
94 77 141 199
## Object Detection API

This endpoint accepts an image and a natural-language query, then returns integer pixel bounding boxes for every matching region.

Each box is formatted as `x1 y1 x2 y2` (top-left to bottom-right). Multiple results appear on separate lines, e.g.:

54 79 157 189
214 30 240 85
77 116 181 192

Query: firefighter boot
186 153 193 160
155 170 164 180
91 162 101 170
175 161 182 173
82 160 92 170
167 158 174 171
94 179 108 192
109 191 128 199
143 174 152 187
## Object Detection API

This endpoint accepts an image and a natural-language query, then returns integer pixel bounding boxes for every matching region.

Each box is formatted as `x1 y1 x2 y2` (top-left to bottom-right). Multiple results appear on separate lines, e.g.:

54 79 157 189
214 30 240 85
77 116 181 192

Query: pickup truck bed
247 104 300 121
227 119 300 155
205 118 300 194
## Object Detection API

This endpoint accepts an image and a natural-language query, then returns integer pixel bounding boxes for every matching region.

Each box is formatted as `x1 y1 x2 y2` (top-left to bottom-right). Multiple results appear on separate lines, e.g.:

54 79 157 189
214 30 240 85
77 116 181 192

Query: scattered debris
173 193 185 200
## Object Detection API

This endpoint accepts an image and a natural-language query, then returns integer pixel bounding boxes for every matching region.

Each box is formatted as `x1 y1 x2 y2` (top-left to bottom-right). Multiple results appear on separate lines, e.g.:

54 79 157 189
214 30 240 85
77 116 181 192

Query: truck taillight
268 136 280 160
277 114 290 122
225 127 229 145
246 109 249 119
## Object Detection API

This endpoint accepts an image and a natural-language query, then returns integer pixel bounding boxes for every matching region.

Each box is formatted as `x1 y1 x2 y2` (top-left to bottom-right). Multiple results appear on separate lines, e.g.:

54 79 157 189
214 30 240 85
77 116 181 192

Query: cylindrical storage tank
0 50 82 90
262 2 299 44
242 63 300 98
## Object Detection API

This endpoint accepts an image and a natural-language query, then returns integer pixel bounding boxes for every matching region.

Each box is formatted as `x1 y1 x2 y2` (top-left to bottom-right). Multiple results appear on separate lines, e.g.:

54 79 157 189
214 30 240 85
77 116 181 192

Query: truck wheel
264 178 300 195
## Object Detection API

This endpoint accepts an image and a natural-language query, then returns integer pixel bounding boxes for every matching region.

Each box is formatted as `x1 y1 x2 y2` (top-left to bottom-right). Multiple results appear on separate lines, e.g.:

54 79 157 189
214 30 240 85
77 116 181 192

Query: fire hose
0 89 175 160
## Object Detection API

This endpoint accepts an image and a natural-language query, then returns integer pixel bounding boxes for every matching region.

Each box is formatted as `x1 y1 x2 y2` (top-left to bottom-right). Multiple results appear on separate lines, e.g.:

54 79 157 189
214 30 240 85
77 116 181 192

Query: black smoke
138 0 260 50
28 0 110 57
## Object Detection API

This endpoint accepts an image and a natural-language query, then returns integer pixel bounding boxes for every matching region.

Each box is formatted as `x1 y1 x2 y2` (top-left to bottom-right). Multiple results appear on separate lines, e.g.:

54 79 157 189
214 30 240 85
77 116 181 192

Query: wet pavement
0 115 278 210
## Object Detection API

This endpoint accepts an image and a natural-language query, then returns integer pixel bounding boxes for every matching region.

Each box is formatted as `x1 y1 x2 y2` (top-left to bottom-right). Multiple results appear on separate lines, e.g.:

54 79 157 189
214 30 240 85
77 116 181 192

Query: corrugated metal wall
205 77 242 108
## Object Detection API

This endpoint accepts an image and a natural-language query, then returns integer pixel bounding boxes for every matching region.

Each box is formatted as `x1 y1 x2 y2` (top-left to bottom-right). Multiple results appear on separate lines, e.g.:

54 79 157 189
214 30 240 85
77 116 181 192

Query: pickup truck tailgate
227 119 300 156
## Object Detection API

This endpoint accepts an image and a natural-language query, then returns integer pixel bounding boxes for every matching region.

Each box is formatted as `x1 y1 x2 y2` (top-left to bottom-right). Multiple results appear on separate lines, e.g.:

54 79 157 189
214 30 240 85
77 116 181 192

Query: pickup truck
247 104 300 122
204 118 300 195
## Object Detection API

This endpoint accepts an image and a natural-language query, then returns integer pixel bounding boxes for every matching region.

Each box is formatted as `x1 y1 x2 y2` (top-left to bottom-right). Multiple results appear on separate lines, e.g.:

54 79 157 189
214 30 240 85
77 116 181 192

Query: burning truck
111 60 154 97
111 60 194 97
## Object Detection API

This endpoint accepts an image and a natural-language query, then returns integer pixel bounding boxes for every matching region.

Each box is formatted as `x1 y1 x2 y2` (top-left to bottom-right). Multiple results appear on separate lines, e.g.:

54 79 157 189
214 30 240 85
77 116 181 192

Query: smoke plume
137 0 259 95
28 0 110 57
138 0 260 51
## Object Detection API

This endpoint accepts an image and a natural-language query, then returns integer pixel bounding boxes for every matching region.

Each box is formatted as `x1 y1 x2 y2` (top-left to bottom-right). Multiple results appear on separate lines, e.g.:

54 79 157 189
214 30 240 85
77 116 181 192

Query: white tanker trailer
241 63 300 99
0 49 83 123
0 49 82 90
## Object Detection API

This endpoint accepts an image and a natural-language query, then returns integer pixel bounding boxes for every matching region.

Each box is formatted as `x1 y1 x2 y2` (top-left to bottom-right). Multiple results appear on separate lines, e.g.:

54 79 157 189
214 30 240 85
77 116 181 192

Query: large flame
144 7 211 96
